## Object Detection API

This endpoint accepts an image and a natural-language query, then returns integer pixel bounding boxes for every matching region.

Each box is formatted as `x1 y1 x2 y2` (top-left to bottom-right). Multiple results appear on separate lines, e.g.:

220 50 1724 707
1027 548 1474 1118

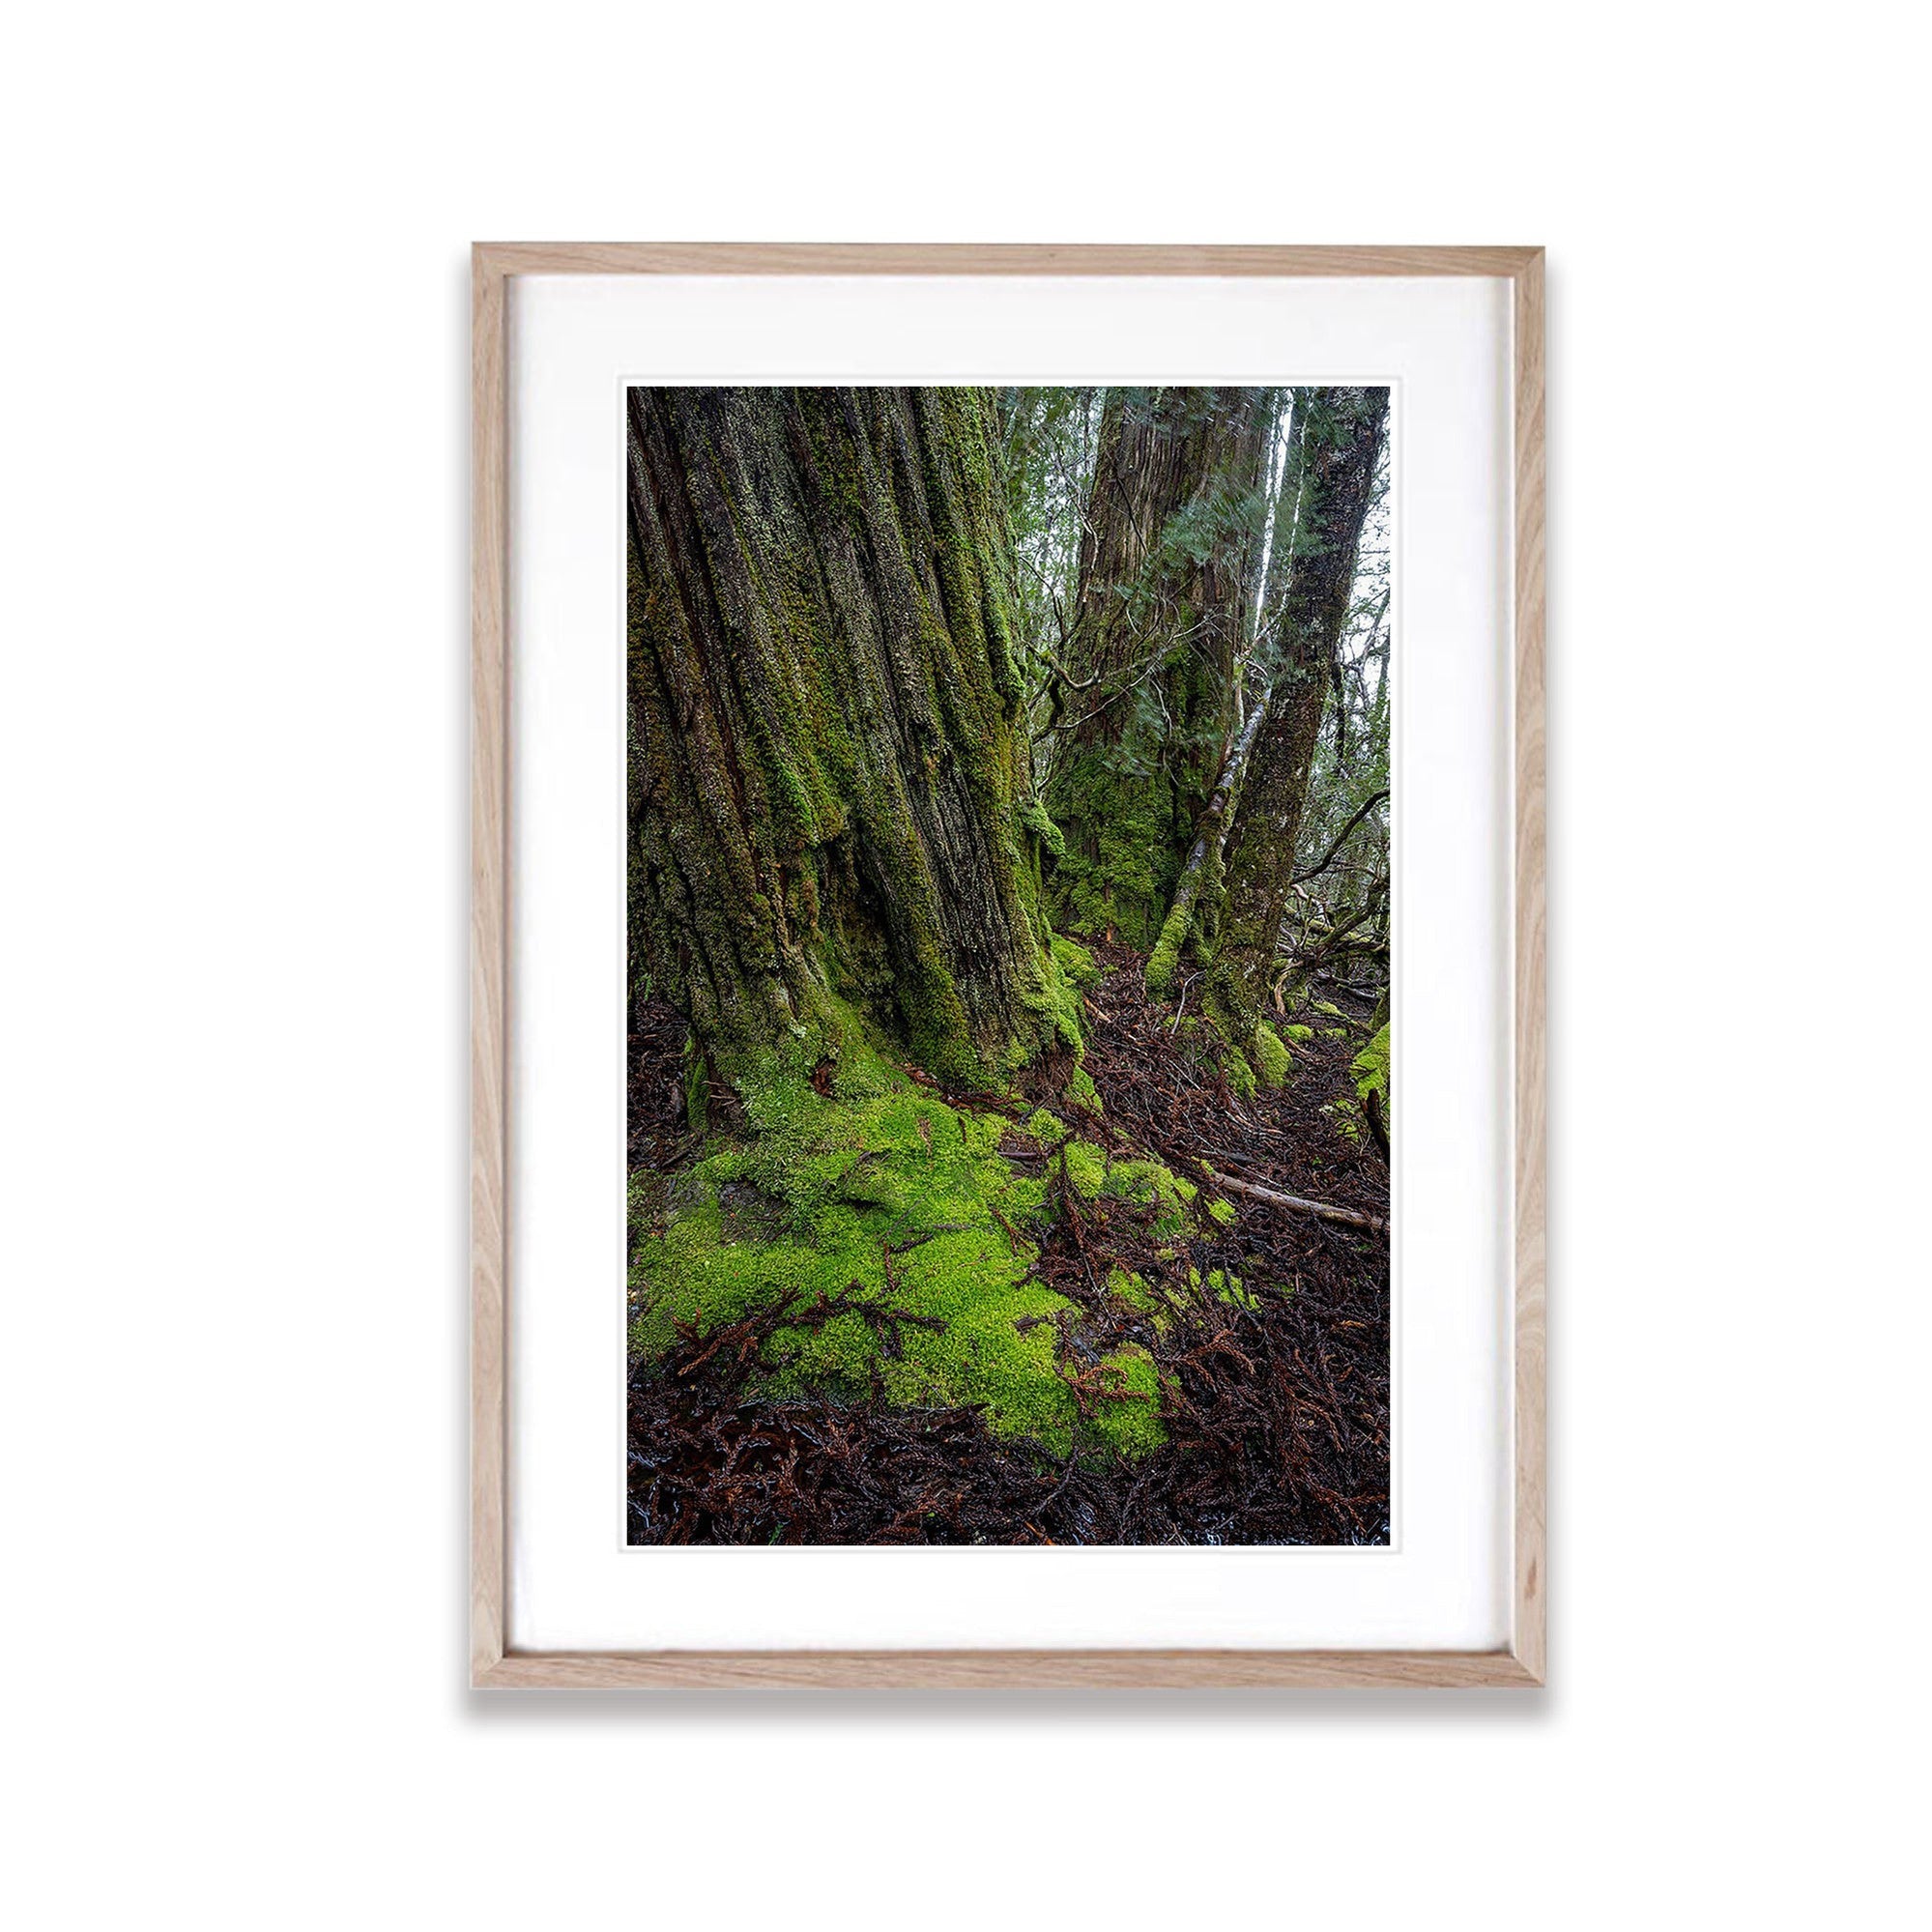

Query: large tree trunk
626 386 1063 1090
1041 387 1275 947
1206 387 1388 1051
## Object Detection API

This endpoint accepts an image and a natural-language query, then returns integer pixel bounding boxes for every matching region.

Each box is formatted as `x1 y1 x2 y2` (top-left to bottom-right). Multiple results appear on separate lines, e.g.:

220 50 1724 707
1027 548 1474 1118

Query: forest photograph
625 383 1391 1544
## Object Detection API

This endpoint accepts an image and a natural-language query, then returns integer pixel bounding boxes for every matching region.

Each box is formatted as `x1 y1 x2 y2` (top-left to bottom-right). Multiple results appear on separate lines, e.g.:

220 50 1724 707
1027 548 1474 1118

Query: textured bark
626 387 1062 1086
1208 388 1388 1048
1042 388 1275 947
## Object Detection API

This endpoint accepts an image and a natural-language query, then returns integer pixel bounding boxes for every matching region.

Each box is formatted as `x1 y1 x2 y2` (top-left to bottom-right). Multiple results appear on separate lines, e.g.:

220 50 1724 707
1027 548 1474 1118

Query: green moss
1188 1263 1256 1313
1084 1344 1166 1457
1064 1065 1103 1114
1224 1048 1257 1103
1061 1137 1110 1197
1284 1024 1314 1044
1019 798 1067 861
1018 941 1086 1064
632 389 1074 1095
1351 1024 1390 1103
1335 1021 1392 1146
1142 898 1189 996
1050 932 1102 988
631 1039 1180 1459
1106 1265 1156 1312
1024 1107 1070 1148
681 1037 710 1133
1041 751 1176 948
1206 1197 1236 1227
1061 1139 1196 1239
1253 1020 1291 1088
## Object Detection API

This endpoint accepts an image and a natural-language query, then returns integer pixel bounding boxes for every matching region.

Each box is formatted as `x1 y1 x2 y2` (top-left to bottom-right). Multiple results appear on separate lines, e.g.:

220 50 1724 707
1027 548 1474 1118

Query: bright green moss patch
1050 932 1102 988
1024 1107 1070 1148
1206 1197 1237 1227
1018 797 1066 860
1224 1048 1258 1103
1284 1024 1314 1044
1142 898 1189 996
1351 1023 1391 1107
1061 1139 1196 1238
1253 1020 1291 1088
1061 1137 1110 1197
631 1041 1178 1459
1083 1344 1166 1457
1028 942 1087 1060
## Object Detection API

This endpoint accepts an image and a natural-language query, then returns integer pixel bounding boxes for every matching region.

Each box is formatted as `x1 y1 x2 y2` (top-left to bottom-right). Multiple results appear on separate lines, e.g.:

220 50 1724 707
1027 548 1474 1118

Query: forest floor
626 942 1390 1544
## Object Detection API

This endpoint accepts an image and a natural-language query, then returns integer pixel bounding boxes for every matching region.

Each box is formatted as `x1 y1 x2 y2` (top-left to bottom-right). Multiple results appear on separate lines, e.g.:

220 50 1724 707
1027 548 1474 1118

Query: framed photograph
473 245 1544 1687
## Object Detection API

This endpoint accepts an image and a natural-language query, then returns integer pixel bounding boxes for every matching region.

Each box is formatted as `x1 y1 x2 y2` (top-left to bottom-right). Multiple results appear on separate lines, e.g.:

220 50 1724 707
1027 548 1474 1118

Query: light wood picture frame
472 244 1545 1688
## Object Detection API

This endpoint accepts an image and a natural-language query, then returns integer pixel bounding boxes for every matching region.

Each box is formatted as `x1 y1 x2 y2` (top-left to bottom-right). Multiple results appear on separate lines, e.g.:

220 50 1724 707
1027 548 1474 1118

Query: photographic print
625 384 1391 1545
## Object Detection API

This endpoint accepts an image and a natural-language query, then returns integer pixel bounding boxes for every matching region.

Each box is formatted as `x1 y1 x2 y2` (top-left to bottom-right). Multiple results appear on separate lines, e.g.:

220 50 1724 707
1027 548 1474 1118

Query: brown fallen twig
1208 1170 1387 1234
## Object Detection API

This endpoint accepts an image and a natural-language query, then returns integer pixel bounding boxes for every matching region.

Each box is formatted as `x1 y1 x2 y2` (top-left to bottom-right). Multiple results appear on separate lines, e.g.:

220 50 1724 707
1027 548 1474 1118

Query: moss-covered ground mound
629 1039 1172 1459
628 941 1391 1544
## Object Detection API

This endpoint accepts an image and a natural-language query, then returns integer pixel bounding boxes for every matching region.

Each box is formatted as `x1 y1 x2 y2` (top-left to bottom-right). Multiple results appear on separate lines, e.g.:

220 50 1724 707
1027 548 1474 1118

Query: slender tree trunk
1042 387 1275 947
1206 387 1388 1053
626 386 1063 1090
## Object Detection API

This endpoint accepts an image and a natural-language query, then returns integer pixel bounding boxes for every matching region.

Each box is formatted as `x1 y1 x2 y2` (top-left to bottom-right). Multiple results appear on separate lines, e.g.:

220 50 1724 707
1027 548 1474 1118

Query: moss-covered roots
629 1031 1236 1462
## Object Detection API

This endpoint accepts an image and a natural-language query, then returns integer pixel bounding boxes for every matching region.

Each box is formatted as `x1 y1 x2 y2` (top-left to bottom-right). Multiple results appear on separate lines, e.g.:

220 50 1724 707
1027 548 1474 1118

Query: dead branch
1208 1170 1386 1234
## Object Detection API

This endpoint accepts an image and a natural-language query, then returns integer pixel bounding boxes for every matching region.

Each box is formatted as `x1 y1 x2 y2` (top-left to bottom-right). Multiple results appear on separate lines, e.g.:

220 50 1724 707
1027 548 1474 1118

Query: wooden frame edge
470 245 1546 1689
474 1649 1539 1690
472 246 509 1682
471 241 1542 281
1512 250 1548 1687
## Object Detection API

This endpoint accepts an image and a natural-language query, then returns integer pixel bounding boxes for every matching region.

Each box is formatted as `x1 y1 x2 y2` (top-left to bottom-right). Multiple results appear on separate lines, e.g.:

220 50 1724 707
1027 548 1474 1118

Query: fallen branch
1208 1170 1386 1234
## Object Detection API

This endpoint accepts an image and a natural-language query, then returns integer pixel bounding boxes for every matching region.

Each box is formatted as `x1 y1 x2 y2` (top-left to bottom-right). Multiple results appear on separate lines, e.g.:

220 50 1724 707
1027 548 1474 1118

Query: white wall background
3 5 1924 1926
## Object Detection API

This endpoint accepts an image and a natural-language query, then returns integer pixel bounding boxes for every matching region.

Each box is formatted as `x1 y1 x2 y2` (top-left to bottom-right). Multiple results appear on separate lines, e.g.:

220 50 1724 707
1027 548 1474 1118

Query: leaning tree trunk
626 386 1064 1091
1205 387 1389 1054
1041 387 1275 947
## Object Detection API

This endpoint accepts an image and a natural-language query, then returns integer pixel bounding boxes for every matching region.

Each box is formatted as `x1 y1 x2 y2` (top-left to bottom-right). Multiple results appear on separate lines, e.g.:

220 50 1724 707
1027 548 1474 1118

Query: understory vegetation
626 386 1391 1543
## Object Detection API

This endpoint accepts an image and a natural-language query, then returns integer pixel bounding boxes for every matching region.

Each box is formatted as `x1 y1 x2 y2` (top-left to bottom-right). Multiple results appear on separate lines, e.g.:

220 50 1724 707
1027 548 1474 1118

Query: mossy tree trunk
627 387 1066 1092
1041 388 1275 947
1206 387 1389 1053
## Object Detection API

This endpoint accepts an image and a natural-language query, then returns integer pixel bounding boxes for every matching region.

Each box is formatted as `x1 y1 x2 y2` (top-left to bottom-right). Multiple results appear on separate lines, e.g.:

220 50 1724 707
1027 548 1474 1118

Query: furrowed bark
626 386 1064 1088
1042 388 1275 947
1206 388 1389 1052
